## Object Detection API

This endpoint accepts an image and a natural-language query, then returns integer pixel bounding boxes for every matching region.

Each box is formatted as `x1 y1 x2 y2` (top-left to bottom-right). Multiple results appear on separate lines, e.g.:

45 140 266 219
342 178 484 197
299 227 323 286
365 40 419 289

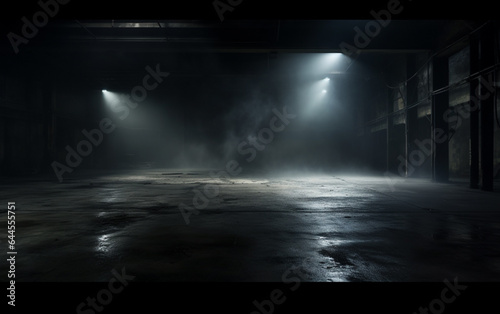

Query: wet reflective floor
1 169 500 282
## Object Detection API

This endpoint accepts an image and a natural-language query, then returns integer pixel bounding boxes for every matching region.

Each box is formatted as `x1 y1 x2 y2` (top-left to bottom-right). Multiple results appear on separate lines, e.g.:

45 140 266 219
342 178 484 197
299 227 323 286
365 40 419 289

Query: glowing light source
315 53 346 71
322 90 327 94
102 90 121 109
323 77 330 82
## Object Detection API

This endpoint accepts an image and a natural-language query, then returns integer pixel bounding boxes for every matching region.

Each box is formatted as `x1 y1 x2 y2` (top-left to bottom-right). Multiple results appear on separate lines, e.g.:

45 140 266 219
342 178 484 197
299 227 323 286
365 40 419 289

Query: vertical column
480 23 495 191
386 88 393 173
470 32 480 189
406 54 419 177
432 56 449 182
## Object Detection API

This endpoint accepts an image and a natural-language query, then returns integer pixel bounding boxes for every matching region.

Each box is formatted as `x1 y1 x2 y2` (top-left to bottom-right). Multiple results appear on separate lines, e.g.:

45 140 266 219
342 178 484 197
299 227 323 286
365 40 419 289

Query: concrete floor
1 169 500 282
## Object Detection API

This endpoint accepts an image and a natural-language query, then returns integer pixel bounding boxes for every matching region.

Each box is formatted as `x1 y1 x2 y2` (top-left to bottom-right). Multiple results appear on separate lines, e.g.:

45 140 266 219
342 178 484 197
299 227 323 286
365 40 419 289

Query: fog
96 53 370 175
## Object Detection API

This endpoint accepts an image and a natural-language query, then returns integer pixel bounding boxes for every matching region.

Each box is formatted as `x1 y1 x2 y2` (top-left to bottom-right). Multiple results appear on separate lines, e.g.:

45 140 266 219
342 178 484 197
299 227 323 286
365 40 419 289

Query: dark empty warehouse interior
1 7 500 314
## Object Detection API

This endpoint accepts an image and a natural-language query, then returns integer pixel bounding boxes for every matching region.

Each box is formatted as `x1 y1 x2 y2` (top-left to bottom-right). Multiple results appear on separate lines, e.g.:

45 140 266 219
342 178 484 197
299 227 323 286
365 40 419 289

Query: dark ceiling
0 20 480 88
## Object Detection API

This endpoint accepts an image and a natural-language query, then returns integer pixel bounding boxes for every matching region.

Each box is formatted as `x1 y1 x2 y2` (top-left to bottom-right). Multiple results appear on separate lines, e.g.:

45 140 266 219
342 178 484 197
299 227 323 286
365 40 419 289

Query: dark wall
361 23 500 185
0 75 45 175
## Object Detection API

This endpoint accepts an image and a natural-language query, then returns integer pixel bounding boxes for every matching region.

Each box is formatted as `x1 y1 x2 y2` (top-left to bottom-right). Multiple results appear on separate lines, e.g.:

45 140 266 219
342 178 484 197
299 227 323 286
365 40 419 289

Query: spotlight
102 89 108 93
323 77 330 82
322 90 327 94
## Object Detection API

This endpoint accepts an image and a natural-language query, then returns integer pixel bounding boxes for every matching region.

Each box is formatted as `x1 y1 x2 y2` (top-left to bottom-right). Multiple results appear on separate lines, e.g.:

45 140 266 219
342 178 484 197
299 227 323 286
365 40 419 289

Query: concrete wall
363 43 493 182
363 52 434 177
364 26 499 186
448 46 471 180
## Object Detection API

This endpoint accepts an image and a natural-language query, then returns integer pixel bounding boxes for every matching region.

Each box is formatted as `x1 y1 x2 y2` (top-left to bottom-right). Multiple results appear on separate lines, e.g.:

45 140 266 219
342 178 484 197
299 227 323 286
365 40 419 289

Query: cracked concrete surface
1 169 499 282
